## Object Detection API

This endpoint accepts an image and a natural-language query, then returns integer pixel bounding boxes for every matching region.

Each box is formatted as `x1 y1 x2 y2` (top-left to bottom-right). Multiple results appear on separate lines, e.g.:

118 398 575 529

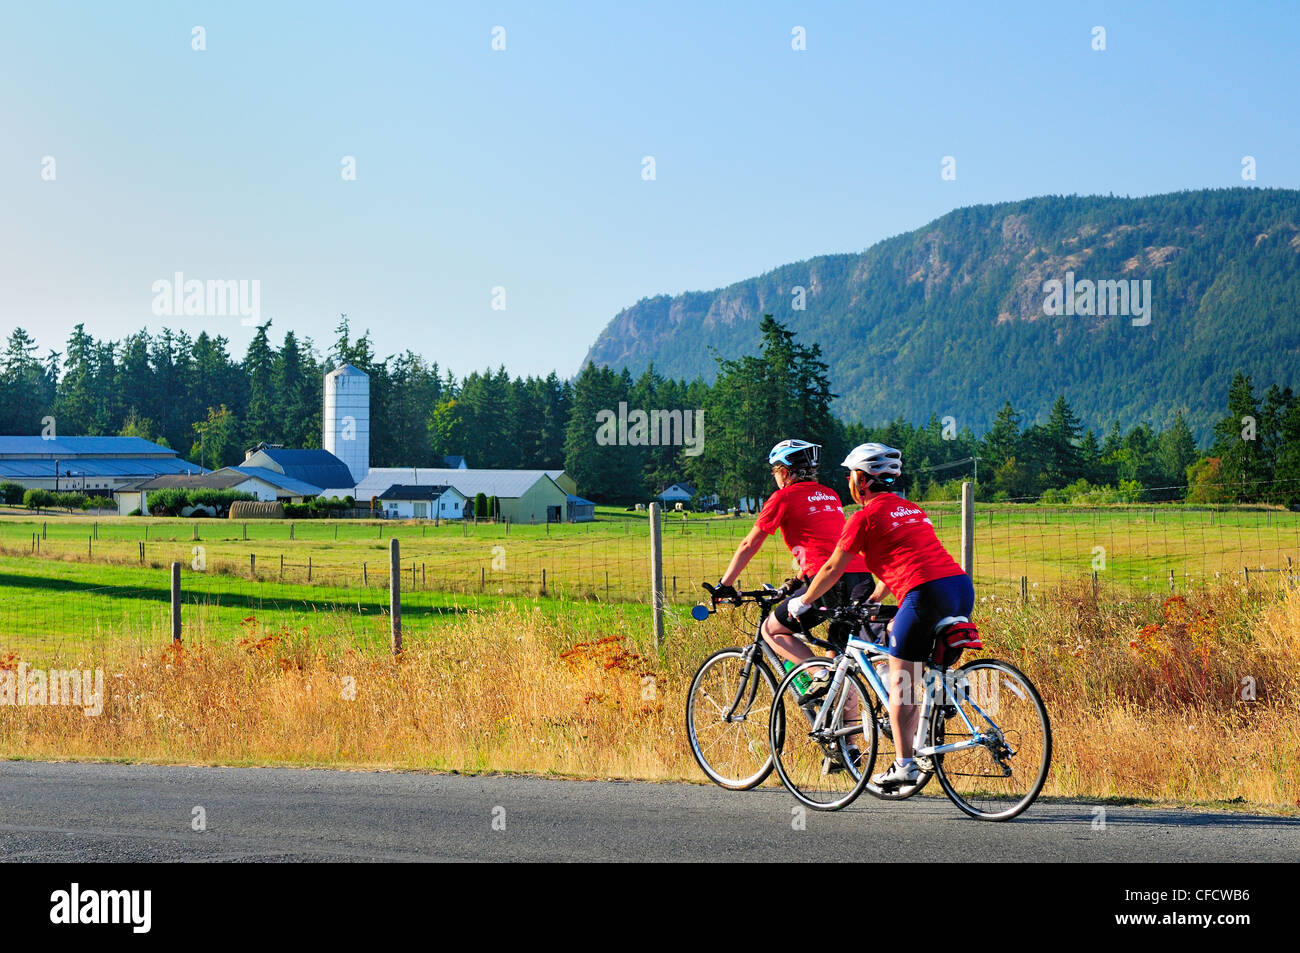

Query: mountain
582 188 1300 441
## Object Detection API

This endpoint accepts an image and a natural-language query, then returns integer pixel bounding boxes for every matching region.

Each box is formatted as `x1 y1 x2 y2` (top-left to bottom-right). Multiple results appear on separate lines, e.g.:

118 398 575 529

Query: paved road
0 761 1295 862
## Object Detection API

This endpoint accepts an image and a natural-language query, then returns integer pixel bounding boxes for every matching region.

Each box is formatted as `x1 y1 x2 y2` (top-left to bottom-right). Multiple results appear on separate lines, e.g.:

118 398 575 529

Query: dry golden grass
2 582 1297 811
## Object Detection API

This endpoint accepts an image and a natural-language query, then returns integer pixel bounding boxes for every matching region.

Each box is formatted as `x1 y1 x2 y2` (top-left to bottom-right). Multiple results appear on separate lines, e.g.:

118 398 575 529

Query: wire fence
2 496 1298 660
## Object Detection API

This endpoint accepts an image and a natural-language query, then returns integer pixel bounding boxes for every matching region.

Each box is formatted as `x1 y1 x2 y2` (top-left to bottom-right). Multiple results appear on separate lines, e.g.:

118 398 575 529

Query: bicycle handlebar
700 580 796 611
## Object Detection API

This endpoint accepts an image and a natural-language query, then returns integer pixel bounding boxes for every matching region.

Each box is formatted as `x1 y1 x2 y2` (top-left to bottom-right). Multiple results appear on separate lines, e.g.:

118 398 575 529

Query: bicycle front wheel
769 658 877 811
686 648 781 790
931 658 1052 821
863 659 933 801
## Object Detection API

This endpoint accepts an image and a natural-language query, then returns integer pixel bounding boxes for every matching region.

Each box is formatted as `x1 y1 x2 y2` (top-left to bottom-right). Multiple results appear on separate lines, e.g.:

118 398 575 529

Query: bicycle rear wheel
687 648 781 790
769 658 877 811
930 659 1051 821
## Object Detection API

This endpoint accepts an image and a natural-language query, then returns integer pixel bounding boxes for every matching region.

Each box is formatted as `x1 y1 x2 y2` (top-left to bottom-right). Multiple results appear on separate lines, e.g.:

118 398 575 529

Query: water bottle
782 661 812 694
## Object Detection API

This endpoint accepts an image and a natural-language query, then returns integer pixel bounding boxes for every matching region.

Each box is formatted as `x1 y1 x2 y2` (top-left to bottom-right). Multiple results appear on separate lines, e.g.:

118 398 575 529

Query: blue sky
2 1 1297 377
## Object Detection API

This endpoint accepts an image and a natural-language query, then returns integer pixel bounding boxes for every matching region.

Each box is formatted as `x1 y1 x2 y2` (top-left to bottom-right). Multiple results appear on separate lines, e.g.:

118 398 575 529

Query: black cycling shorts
773 571 873 631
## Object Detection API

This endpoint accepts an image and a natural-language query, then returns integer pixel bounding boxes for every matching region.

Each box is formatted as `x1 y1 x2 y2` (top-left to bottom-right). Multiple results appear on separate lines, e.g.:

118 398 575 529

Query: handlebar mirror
690 604 712 621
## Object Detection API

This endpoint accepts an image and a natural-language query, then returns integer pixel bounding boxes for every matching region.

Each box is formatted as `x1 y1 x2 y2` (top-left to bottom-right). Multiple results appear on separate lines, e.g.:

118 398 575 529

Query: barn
0 436 205 493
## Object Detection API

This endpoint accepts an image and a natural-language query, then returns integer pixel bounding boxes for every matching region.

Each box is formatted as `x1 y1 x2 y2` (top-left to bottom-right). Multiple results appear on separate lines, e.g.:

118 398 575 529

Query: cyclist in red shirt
786 443 974 788
714 439 873 680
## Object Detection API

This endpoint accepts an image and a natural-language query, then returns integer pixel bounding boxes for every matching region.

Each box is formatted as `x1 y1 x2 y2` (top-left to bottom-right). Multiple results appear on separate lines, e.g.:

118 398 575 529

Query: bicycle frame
712 592 792 723
818 633 1000 758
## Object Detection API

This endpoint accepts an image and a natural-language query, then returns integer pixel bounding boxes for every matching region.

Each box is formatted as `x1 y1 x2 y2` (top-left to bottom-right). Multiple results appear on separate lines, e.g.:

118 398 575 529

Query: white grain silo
323 363 370 484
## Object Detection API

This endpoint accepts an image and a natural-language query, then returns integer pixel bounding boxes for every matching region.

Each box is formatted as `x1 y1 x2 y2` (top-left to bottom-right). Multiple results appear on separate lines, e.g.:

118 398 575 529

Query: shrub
0 481 26 505
474 493 488 518
146 487 188 516
128 508 143 517
23 488 56 511
53 492 87 512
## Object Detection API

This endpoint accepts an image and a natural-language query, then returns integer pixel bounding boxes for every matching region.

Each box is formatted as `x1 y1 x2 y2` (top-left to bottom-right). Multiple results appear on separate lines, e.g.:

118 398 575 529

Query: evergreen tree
1156 412 1199 491
242 321 277 448
1210 372 1265 500
981 402 1023 469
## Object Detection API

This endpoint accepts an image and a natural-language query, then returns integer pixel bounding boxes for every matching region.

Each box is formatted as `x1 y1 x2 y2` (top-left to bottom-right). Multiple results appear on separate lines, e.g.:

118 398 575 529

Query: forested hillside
583 188 1300 441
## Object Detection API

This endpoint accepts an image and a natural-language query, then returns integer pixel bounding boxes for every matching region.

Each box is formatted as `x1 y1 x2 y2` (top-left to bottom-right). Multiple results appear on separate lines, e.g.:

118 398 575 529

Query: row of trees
3 315 1296 506
0 319 571 472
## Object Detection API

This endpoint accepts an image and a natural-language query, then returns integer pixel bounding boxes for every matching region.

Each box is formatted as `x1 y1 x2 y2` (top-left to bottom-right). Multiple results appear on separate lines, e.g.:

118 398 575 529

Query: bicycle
687 580 864 791
770 599 1052 820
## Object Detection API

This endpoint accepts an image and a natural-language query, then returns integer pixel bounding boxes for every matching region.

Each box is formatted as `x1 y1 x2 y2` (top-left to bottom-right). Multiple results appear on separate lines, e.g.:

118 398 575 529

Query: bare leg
888 657 924 760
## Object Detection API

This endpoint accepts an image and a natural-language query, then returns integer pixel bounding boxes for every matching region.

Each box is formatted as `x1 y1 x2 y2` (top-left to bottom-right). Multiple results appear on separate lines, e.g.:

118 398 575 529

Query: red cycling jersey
836 492 964 601
755 481 868 578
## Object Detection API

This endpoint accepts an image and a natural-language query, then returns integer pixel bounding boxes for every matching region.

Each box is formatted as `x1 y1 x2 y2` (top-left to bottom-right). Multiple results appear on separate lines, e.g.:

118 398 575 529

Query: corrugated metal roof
0 457 205 479
225 467 324 497
338 468 564 502
0 436 179 456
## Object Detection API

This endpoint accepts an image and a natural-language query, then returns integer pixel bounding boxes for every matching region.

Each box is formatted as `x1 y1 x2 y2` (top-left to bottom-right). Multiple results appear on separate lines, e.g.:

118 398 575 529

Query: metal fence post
390 537 402 655
650 502 664 653
170 562 181 645
960 481 974 578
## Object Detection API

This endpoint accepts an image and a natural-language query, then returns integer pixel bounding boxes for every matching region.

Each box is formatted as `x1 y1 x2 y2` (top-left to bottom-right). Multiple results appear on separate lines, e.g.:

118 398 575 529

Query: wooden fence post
960 482 974 578
390 538 402 656
650 502 665 653
170 562 182 645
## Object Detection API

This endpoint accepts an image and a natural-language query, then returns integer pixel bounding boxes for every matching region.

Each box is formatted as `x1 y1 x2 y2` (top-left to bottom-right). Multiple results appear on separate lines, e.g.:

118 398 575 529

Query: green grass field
0 553 656 660
0 503 1296 658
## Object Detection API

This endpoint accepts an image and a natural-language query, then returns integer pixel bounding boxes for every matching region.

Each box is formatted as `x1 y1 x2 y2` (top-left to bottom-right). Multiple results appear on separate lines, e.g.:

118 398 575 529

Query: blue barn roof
253 448 355 490
0 436 180 457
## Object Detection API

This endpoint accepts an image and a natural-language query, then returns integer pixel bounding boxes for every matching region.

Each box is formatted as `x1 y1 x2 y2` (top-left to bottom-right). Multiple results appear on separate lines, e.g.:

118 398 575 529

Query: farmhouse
335 468 571 524
657 482 695 504
0 436 205 493
375 484 467 520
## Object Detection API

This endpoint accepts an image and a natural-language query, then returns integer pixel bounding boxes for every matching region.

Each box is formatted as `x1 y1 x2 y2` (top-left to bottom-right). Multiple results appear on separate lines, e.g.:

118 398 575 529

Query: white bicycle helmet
841 443 902 483
768 439 820 470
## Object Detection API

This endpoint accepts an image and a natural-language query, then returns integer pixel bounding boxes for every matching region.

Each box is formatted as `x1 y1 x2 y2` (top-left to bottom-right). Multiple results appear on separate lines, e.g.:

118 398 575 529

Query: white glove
786 595 811 617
